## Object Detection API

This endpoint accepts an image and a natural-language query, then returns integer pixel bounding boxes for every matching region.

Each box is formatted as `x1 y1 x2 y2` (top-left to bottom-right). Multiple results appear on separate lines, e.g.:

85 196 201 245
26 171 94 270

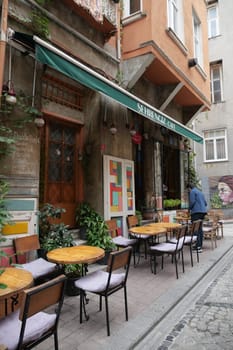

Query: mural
209 175 233 208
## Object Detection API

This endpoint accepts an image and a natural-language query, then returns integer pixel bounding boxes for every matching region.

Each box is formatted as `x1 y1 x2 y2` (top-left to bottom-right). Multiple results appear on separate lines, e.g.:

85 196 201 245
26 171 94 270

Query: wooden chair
0 275 67 350
75 247 132 336
203 216 218 249
208 210 224 239
105 219 138 266
149 225 187 279
184 220 202 266
14 234 63 285
127 215 151 259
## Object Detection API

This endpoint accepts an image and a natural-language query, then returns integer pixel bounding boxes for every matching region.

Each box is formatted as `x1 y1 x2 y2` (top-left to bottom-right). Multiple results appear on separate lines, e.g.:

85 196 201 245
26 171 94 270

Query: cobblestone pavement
157 251 233 350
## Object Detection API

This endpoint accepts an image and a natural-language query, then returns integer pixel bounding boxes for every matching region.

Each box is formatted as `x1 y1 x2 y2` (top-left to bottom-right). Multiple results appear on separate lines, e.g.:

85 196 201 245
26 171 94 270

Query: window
204 129 227 162
123 0 141 18
208 3 219 38
210 62 223 103
193 11 203 66
167 0 184 41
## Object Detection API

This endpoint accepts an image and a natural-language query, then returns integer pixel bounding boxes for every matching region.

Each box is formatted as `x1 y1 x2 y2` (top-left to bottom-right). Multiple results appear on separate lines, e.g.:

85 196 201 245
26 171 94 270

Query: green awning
34 36 203 143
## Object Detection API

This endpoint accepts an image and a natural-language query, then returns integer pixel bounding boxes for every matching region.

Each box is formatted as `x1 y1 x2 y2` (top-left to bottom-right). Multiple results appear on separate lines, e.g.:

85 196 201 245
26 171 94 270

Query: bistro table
0 267 33 318
47 245 105 321
147 222 182 240
129 225 167 238
129 225 167 262
47 245 105 267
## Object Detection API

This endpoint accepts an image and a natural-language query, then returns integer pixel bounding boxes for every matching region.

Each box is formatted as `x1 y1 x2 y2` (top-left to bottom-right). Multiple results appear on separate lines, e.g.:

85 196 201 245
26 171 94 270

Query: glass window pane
216 139 226 159
205 140 214 160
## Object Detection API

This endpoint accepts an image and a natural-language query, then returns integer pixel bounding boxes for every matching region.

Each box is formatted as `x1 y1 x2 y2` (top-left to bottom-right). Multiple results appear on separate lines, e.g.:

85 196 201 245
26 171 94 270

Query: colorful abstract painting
110 160 123 212
126 164 133 211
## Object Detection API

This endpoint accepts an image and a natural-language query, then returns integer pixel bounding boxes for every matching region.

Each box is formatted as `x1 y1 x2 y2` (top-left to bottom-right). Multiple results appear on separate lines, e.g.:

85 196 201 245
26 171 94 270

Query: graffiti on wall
209 175 233 208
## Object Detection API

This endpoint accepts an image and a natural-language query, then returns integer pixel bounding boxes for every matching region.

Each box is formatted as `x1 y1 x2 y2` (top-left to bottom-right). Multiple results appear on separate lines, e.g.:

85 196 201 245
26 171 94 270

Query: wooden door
43 120 83 227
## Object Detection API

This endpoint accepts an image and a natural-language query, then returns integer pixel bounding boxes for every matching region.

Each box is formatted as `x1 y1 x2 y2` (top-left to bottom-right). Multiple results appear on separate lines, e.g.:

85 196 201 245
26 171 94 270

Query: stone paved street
158 254 233 350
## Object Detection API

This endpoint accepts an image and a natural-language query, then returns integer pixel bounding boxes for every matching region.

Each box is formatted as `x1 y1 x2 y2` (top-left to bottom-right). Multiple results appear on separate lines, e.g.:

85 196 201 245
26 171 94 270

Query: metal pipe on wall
0 0 8 93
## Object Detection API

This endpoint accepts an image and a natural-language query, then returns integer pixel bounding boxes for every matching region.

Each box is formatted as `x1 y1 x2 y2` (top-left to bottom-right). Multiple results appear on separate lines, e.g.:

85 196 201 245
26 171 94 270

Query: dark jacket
189 187 207 214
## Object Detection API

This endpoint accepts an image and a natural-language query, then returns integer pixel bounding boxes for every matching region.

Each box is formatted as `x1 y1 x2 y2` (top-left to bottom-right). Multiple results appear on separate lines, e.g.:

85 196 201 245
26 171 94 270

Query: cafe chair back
13 234 63 285
127 215 150 259
75 246 132 336
184 220 202 266
149 225 187 279
105 219 138 266
0 274 67 350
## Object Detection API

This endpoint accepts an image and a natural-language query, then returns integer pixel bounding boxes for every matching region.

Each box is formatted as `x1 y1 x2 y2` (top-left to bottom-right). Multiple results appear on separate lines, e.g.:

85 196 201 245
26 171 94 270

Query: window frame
192 10 203 67
167 0 184 42
210 62 224 103
123 0 142 18
207 2 219 38
204 128 228 163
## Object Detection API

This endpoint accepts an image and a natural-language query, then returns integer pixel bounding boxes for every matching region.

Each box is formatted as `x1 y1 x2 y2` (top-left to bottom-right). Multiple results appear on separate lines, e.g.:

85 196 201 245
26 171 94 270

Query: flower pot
97 250 111 265
65 275 80 296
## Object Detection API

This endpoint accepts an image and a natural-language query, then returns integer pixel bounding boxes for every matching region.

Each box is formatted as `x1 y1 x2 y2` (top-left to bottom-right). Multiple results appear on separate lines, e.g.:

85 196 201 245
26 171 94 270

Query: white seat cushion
0 309 56 350
18 258 57 279
184 236 197 244
75 270 125 293
150 240 183 253
112 236 137 246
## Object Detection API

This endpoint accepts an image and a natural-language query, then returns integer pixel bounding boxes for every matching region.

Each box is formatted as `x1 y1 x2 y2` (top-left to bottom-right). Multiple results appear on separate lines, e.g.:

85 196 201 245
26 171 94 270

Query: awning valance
34 36 203 143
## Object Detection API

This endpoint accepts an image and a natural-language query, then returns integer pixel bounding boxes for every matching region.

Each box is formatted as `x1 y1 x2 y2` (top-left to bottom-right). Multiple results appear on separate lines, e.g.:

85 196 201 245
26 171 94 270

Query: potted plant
63 263 82 296
164 198 181 210
76 203 116 264
38 203 81 295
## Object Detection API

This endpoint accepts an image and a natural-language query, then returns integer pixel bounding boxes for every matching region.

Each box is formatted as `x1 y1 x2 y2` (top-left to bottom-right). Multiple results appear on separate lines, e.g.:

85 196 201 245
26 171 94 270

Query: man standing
187 183 207 252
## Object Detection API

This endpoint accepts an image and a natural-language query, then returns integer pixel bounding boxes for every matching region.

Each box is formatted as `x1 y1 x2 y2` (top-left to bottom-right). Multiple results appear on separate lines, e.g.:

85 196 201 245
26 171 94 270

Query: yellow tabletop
147 222 182 229
174 216 191 223
47 245 105 265
0 267 33 318
129 226 167 236
0 267 33 300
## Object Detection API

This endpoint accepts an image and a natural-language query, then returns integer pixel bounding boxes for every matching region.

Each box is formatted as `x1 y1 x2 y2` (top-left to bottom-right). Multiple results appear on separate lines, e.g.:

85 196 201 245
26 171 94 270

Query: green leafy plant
76 203 116 251
38 203 74 251
164 198 181 209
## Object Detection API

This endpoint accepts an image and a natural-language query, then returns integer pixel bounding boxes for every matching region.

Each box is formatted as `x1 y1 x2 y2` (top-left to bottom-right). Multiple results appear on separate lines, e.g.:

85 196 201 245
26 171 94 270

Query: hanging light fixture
109 123 117 135
130 125 136 136
5 80 17 105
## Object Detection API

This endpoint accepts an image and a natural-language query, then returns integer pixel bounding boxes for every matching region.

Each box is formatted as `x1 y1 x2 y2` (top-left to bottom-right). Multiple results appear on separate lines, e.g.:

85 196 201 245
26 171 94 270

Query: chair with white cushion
127 215 151 260
14 234 63 285
105 219 138 266
0 275 66 350
75 246 132 336
149 225 187 279
169 221 201 267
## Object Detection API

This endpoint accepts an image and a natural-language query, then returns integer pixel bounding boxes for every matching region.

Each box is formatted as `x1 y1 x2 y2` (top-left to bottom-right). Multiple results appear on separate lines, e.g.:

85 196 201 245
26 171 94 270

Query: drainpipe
0 0 8 93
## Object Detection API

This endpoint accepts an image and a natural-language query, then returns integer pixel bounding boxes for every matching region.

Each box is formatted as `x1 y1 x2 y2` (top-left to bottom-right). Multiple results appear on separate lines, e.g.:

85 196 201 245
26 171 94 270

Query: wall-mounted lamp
78 150 83 161
2 80 17 105
109 123 117 135
130 125 136 136
34 117 45 128
188 58 198 68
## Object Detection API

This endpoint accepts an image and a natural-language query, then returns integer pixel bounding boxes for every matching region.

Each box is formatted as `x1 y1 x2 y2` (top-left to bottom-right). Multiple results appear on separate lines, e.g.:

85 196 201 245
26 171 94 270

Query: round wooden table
147 222 182 229
129 225 167 236
47 245 105 265
0 267 33 318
